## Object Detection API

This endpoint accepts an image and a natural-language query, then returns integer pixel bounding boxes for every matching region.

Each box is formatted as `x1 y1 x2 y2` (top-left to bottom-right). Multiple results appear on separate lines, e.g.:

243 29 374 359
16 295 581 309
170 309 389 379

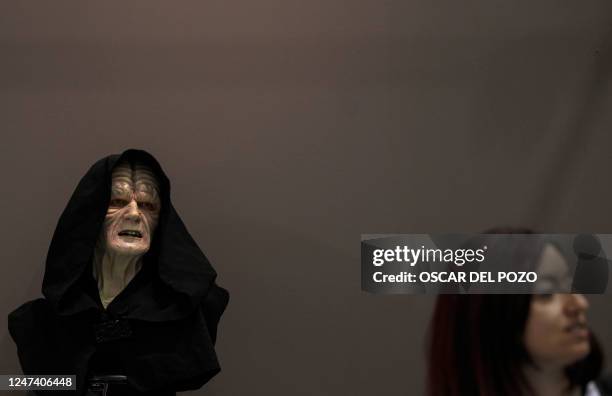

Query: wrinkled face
524 291 591 368
101 162 161 257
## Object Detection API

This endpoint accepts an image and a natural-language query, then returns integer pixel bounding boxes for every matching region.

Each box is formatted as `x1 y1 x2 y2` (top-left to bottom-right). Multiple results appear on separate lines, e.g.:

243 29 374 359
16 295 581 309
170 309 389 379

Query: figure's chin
108 241 149 256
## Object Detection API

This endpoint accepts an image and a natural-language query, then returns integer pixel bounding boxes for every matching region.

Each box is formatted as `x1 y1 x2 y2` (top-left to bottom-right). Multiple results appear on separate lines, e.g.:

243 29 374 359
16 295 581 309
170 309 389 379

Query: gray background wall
1 1 611 395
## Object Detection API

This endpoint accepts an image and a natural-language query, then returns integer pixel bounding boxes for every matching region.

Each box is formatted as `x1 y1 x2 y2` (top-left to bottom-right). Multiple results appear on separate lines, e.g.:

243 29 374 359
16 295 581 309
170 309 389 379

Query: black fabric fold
8 149 229 396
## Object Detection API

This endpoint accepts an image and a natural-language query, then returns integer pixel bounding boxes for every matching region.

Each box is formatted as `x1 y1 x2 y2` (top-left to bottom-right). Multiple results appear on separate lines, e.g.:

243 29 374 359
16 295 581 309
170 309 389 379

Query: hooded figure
8 149 229 396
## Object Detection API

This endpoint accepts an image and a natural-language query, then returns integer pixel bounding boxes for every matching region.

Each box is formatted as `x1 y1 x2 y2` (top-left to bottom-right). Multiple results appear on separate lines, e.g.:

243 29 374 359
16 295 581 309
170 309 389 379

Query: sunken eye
138 201 157 211
109 198 129 207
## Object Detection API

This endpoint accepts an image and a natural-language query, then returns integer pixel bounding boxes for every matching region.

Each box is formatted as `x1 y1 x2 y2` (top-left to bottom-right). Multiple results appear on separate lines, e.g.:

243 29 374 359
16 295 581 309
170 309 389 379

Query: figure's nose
564 293 589 316
124 199 141 222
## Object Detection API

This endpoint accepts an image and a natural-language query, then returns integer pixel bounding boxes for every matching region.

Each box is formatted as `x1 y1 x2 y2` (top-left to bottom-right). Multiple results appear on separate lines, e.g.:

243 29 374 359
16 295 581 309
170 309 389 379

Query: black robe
8 149 229 396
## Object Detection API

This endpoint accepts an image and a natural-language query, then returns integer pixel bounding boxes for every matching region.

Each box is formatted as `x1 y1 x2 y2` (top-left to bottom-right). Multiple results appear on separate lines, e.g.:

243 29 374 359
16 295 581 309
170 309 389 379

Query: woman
427 229 610 396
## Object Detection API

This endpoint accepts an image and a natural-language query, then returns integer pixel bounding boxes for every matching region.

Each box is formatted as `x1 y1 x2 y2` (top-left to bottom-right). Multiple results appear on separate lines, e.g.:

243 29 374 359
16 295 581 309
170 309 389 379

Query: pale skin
523 245 591 396
93 162 160 308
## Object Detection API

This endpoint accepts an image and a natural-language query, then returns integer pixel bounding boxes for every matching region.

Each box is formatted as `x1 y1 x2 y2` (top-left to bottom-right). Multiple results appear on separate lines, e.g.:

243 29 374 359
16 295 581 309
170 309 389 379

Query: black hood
42 149 220 321
9 149 228 394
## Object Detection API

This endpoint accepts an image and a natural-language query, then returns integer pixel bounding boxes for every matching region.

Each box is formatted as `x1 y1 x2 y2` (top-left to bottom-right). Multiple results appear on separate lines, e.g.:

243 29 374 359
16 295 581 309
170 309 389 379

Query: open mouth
118 230 143 238
565 322 589 337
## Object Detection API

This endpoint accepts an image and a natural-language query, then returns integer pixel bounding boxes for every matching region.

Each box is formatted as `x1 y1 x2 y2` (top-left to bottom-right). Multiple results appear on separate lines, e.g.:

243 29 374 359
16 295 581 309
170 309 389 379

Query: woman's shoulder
589 373 612 396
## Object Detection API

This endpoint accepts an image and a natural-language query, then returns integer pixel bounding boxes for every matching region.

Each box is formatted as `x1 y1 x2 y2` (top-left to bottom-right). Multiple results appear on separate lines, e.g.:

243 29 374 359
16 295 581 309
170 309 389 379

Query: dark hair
426 227 603 396
426 295 603 396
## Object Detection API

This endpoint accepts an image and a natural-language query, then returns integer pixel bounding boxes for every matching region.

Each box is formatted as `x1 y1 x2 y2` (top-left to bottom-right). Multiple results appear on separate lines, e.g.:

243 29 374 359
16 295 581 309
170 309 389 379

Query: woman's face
524 292 590 368
524 245 591 368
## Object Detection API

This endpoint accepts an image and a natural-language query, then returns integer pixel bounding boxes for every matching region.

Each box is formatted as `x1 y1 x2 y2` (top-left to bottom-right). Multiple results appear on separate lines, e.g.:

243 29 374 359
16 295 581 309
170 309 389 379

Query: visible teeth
118 230 142 238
